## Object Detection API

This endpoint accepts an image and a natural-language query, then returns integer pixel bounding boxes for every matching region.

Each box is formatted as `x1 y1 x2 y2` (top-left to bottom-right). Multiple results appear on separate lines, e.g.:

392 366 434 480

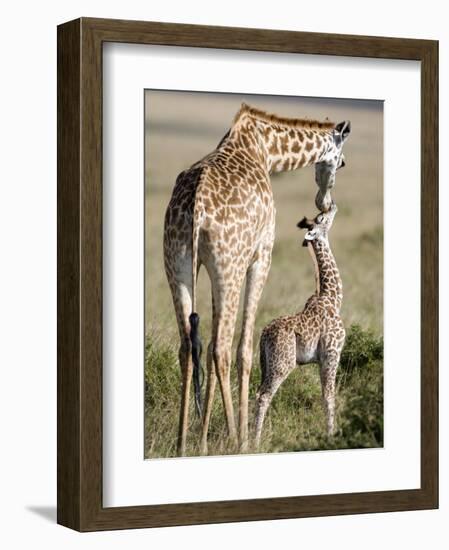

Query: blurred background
144 90 383 458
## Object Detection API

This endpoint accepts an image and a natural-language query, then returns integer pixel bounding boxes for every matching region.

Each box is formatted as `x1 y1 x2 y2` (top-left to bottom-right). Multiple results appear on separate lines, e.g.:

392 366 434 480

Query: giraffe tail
190 174 204 419
189 312 203 419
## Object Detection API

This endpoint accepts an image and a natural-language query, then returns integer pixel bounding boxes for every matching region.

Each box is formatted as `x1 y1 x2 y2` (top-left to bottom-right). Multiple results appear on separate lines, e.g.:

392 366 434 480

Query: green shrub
144 336 179 410
332 325 384 449
340 324 383 373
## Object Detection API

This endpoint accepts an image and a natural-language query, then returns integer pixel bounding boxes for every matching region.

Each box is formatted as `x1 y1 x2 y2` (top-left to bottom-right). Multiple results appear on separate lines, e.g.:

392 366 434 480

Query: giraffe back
164 138 275 280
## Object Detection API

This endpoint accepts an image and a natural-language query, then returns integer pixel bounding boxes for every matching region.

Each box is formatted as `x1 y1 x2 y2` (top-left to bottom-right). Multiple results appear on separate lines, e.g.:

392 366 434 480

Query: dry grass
144 91 383 458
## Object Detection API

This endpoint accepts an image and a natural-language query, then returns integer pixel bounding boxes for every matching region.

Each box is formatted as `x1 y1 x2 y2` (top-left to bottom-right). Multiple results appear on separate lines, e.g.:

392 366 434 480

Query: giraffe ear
297 217 314 230
302 230 316 247
334 120 351 144
304 229 317 241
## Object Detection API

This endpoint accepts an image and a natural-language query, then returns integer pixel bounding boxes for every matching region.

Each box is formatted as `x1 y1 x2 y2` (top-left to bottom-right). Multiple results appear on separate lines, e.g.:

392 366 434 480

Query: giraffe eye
317 214 324 224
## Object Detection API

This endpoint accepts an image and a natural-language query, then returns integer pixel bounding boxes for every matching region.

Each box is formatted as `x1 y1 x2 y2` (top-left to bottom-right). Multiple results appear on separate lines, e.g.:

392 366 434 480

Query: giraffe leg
319 351 340 436
200 292 218 454
236 243 272 452
254 333 296 449
200 341 216 455
210 278 243 449
214 333 237 448
166 274 195 457
177 333 193 456
254 365 294 449
254 390 274 449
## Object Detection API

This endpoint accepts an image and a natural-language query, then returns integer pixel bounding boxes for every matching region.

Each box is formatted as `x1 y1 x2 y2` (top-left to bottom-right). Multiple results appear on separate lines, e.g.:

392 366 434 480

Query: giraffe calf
254 204 345 448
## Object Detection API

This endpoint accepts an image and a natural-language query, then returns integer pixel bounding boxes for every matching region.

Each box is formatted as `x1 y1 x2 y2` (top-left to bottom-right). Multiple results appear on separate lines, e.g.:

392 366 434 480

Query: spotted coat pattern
163 104 350 456
254 205 345 447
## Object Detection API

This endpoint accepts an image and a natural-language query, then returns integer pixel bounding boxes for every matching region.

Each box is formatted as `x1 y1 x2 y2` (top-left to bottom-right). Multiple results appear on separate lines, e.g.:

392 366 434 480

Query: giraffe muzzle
315 189 333 212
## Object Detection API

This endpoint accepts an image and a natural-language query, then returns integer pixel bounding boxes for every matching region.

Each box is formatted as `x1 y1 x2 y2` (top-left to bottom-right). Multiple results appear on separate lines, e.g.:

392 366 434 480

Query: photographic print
144 90 383 459
57 18 437 530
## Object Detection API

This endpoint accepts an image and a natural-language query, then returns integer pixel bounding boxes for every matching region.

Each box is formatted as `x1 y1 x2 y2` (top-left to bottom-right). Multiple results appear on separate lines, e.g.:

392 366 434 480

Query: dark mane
233 102 336 131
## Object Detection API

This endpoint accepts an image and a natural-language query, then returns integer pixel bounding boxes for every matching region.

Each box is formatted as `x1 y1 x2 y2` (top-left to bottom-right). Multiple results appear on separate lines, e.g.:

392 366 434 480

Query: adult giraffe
163 103 350 455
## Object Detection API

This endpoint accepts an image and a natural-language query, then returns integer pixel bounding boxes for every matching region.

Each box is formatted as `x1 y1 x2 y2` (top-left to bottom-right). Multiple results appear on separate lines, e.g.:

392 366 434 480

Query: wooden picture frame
57 17 438 531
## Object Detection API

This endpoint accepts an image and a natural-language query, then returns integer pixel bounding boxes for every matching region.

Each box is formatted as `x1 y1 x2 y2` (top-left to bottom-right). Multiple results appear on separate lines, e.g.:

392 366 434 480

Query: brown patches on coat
305 141 314 152
280 134 289 155
268 138 279 156
291 141 301 154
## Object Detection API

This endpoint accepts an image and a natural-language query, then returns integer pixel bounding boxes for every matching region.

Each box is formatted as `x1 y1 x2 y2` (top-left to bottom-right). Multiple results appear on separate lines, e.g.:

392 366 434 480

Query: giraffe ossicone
163 103 350 456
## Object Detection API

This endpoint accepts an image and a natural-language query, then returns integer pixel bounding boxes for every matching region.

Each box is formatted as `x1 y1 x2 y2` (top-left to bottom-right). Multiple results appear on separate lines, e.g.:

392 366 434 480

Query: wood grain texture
57 17 439 532
420 40 439 504
57 18 81 531
79 19 104 529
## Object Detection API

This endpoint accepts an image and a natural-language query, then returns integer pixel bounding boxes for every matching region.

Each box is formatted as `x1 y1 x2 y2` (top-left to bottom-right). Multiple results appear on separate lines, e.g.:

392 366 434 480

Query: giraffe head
314 121 351 211
297 203 338 247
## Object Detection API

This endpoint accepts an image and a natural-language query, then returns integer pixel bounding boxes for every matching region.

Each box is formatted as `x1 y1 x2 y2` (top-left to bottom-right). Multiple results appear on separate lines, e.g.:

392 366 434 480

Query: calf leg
319 351 340 436
254 333 296 448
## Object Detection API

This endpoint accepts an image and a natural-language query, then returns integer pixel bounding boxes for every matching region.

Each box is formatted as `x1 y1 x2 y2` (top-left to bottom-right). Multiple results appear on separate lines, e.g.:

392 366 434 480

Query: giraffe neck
312 238 342 311
307 242 320 295
229 108 335 174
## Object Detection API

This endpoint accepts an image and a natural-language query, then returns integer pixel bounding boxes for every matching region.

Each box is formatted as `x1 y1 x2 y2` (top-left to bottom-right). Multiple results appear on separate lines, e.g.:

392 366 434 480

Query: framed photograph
57 17 438 531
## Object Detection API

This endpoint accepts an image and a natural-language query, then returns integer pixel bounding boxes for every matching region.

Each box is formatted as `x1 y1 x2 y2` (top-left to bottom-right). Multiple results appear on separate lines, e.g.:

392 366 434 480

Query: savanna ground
144 91 383 458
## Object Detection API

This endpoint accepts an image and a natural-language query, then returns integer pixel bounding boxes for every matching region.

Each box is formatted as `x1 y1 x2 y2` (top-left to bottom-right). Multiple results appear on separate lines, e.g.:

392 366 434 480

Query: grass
144 324 383 458
144 91 383 458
